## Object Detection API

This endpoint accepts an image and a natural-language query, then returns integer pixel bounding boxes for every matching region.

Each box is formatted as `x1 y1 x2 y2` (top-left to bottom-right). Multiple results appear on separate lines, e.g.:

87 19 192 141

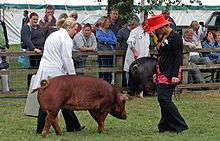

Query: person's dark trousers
36 108 47 134
98 55 113 83
36 108 81 133
27 55 41 89
157 84 188 133
62 109 81 131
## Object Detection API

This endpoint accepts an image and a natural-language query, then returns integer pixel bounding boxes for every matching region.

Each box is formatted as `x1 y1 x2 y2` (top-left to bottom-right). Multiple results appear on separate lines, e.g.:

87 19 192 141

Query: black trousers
157 84 188 133
36 108 81 133
27 55 41 89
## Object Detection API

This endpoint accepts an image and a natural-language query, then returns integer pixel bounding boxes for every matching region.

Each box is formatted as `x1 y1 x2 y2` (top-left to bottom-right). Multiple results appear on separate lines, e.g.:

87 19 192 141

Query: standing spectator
96 16 116 49
96 16 116 83
32 18 85 134
74 23 97 52
117 16 140 88
162 10 176 30
69 12 82 32
22 10 29 27
73 23 97 68
190 20 207 44
109 9 122 36
39 5 57 38
0 19 10 92
58 13 68 20
124 18 150 94
146 15 188 133
21 12 45 88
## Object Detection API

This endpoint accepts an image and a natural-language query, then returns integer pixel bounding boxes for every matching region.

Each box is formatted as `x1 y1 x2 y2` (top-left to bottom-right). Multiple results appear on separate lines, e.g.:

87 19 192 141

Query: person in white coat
123 20 150 92
30 18 85 134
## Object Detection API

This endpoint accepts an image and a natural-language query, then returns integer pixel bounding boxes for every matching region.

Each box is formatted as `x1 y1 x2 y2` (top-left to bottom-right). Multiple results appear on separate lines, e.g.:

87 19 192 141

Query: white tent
0 0 108 44
1 0 220 44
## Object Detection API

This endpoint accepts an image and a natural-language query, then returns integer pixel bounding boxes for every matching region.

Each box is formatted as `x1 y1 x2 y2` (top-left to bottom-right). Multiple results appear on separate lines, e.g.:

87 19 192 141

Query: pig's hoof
41 131 48 137
56 132 62 136
98 129 107 134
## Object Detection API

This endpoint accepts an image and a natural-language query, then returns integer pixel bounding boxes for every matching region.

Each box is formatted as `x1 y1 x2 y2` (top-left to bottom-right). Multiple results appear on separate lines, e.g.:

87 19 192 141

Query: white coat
24 28 76 116
32 28 76 90
123 26 150 72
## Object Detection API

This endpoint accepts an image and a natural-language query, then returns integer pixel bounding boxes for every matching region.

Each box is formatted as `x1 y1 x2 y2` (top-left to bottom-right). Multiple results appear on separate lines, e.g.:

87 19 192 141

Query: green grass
0 94 219 141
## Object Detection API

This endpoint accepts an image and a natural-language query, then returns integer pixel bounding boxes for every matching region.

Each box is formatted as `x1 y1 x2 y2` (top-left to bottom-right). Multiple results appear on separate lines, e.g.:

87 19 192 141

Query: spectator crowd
0 6 219 93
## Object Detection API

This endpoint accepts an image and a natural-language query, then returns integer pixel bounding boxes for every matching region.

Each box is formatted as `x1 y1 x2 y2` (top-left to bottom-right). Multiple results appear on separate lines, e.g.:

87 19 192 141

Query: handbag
17 55 30 69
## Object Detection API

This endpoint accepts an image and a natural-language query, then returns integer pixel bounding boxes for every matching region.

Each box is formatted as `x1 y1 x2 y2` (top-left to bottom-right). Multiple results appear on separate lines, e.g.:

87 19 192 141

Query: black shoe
75 126 85 131
36 129 42 134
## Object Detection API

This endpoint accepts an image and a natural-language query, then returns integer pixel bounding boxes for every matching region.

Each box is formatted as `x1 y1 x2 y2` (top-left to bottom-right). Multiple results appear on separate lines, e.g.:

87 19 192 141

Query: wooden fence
0 47 220 94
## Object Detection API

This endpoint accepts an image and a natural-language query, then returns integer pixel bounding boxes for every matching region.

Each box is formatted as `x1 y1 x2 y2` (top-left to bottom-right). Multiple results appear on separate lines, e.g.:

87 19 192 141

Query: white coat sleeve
61 40 76 75
127 30 137 49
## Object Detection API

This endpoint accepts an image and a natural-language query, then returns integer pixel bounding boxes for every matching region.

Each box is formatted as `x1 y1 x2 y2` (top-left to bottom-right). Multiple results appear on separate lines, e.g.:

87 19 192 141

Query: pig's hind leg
42 111 61 137
89 110 108 133
51 117 62 135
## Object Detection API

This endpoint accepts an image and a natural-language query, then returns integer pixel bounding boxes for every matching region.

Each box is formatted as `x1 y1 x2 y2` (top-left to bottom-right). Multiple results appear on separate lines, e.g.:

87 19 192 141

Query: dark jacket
110 21 122 36
158 31 183 79
117 27 130 50
39 15 57 38
21 24 45 50
0 20 9 49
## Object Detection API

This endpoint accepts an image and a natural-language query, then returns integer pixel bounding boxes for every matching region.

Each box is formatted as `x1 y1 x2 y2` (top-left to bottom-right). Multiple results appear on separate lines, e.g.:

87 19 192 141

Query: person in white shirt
123 19 150 92
32 18 85 134
190 21 207 44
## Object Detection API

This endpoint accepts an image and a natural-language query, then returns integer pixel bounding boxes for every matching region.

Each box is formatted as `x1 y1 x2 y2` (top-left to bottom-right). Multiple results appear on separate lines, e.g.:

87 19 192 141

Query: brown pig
33 75 128 137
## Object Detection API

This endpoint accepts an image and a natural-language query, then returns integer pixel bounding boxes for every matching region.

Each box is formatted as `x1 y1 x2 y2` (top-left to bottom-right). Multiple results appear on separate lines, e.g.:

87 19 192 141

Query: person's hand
48 15 52 22
153 74 156 83
133 50 139 60
34 48 42 54
171 77 180 84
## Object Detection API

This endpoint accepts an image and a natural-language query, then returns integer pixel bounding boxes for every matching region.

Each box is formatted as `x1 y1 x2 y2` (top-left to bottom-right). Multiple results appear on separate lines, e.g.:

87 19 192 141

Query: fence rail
0 46 220 94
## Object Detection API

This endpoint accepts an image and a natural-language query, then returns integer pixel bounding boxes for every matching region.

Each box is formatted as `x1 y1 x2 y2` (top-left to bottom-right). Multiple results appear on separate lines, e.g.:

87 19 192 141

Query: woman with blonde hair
32 17 85 135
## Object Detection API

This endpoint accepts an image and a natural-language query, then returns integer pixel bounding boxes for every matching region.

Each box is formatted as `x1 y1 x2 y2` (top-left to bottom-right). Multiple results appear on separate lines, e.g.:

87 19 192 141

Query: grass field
0 93 219 141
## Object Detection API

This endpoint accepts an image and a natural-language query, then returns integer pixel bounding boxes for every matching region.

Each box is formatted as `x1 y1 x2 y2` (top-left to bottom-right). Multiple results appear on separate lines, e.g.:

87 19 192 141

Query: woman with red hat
145 15 188 133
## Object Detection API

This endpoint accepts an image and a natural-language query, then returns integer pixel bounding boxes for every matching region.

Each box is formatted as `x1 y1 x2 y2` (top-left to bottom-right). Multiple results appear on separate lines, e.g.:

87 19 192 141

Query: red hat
144 15 171 33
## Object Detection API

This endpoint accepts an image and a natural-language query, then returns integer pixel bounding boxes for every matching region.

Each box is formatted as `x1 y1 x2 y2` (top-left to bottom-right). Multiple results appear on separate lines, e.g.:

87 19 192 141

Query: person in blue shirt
96 16 116 50
96 16 116 83
202 31 220 61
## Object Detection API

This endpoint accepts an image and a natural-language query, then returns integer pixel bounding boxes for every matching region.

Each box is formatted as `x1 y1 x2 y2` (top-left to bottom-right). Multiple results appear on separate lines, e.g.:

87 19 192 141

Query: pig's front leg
89 110 108 133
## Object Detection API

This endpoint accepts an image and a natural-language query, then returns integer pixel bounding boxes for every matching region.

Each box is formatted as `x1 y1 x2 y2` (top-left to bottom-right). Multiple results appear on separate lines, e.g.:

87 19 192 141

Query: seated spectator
96 16 116 83
0 19 10 92
190 20 207 44
39 5 57 38
202 31 220 61
73 23 97 68
21 12 45 88
183 28 205 83
214 31 220 81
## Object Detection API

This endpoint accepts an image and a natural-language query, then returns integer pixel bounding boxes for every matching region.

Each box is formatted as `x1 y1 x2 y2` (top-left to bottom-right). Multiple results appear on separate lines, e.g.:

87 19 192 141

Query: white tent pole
140 0 145 23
